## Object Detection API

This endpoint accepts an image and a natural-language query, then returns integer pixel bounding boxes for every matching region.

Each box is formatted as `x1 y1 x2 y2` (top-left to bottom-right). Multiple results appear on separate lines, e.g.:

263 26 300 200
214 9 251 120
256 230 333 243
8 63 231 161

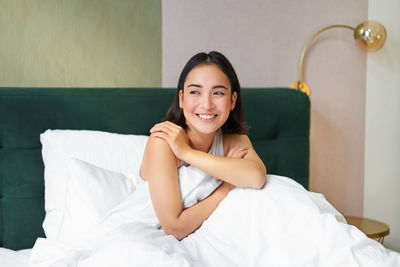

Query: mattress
0 248 32 267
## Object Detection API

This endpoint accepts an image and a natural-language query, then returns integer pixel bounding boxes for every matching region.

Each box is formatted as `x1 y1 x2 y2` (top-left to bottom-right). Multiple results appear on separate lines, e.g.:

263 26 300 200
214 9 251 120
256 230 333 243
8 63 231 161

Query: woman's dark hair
164 51 249 134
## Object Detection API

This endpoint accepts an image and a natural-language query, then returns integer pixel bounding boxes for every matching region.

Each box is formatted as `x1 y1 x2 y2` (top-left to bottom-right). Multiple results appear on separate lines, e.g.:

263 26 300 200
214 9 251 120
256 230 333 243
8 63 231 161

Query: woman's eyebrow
187 84 202 88
187 84 228 90
212 85 228 90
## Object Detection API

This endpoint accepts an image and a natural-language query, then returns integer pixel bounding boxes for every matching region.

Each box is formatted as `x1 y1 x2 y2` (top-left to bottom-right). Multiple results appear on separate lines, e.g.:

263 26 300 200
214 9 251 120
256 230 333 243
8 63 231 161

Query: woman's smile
196 113 218 121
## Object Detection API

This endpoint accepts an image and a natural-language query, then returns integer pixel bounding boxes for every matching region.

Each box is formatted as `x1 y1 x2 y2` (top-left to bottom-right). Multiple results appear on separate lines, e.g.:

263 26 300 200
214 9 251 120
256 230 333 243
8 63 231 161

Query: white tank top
178 129 224 208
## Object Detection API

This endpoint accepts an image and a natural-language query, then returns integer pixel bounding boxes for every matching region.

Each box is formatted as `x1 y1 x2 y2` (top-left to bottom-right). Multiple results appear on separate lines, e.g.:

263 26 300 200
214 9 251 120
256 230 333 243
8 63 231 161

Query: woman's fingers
151 122 177 142
151 121 180 130
152 122 185 143
150 121 190 159
150 121 183 137
150 122 173 133
150 131 169 141
226 145 249 158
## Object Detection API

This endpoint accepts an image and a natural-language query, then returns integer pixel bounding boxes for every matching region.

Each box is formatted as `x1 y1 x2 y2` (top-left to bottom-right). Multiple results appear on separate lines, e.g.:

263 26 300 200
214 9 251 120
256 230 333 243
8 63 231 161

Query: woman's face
179 64 237 135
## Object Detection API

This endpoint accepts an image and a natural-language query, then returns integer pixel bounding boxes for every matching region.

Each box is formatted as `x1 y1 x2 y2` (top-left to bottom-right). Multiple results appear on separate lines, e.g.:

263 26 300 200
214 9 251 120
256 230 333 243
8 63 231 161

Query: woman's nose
201 94 214 110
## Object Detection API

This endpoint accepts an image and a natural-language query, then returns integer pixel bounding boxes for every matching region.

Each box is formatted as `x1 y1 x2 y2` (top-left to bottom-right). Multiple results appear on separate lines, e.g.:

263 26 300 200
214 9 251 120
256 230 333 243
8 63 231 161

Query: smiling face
179 63 237 136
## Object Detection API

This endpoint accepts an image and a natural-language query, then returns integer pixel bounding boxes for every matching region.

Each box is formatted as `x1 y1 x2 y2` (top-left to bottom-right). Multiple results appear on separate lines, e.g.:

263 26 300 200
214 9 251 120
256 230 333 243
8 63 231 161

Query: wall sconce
290 20 387 96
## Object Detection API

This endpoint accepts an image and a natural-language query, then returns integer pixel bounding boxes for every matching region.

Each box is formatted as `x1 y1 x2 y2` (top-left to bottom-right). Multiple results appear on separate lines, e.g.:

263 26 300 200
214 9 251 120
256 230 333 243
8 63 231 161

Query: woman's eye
214 91 225 96
189 90 200 95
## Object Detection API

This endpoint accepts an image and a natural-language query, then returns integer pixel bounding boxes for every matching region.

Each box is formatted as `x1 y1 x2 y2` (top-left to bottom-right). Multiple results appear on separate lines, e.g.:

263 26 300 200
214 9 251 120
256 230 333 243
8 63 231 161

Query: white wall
163 0 368 216
365 0 400 251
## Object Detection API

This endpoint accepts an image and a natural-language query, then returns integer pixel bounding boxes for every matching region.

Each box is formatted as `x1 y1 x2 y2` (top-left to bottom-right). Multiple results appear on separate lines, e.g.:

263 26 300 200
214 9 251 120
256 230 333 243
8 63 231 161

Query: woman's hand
150 121 191 159
226 145 249 159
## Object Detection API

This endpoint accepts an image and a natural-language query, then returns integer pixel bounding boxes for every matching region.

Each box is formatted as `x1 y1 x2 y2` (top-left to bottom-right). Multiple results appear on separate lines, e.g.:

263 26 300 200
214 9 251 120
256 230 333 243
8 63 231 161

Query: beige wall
365 0 400 251
163 0 368 216
0 0 161 87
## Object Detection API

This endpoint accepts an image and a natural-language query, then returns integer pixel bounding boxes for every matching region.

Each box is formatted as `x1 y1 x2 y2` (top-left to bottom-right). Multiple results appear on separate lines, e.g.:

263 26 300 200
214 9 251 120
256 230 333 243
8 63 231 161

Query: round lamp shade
354 21 387 52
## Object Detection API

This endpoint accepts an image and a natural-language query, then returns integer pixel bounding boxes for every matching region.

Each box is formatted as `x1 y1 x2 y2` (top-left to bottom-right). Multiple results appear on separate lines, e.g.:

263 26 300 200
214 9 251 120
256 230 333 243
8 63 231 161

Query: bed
0 87 310 265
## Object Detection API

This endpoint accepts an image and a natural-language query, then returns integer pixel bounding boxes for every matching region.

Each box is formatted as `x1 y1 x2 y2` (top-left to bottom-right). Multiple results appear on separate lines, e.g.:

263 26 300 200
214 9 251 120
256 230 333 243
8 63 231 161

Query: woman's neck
186 128 216 153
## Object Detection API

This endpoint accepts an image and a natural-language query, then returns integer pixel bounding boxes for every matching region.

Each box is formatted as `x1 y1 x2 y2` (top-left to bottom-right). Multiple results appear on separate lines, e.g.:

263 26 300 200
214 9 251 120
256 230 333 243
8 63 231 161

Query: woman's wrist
181 147 196 165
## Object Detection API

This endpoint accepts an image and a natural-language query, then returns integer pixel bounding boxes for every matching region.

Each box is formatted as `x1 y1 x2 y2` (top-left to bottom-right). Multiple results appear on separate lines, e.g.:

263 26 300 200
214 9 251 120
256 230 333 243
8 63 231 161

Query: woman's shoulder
145 135 172 153
223 133 250 142
222 133 251 155
140 135 180 180
145 135 180 161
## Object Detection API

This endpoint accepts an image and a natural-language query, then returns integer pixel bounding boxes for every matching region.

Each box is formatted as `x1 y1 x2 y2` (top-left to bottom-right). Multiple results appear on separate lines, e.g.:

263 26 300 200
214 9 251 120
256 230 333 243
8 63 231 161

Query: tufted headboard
0 87 310 250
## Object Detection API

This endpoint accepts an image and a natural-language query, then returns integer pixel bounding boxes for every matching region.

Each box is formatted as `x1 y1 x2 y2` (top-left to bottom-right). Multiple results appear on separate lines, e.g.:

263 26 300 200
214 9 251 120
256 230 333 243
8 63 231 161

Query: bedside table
344 216 390 244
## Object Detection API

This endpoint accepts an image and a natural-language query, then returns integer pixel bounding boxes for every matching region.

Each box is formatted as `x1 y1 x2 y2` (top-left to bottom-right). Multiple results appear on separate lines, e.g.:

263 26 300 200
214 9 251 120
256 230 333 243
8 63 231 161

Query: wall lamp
290 20 387 96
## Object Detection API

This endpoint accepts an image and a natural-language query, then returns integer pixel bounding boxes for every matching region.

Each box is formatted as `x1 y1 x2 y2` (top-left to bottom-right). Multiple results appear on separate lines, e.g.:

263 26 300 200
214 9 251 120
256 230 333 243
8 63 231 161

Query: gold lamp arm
292 25 356 96
291 21 387 96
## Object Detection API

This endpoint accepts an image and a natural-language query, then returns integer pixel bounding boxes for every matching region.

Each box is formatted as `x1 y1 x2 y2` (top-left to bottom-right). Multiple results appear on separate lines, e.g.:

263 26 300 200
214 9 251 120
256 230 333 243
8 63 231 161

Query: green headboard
0 87 310 250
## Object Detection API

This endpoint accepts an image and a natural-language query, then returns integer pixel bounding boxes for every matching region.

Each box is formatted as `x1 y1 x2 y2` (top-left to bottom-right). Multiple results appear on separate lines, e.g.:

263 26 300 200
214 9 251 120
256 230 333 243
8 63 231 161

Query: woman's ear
231 91 237 110
179 90 183 109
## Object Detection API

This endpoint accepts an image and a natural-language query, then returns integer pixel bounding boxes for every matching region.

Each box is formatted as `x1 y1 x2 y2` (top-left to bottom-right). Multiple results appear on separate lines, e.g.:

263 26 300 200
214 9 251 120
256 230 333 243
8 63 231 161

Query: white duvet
30 174 400 267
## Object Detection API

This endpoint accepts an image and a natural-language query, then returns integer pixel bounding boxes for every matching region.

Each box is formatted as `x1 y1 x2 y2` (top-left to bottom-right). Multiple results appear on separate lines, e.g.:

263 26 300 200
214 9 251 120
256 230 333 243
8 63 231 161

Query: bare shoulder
140 135 179 181
223 134 253 155
224 134 253 147
145 135 173 150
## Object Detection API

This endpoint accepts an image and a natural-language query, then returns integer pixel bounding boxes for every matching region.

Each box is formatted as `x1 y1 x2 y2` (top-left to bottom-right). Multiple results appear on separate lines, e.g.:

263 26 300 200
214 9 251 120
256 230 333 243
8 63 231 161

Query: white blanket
0 248 32 267
30 175 400 267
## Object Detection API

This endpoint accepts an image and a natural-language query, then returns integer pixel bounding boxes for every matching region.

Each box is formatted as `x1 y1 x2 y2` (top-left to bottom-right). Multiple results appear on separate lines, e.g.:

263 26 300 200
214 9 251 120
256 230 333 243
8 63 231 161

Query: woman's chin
189 124 221 136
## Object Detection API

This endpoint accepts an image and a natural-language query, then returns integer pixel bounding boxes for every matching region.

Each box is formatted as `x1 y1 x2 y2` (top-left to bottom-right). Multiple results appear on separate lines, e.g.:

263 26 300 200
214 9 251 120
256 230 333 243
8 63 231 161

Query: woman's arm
184 134 266 189
167 181 233 240
140 136 234 240
150 121 267 189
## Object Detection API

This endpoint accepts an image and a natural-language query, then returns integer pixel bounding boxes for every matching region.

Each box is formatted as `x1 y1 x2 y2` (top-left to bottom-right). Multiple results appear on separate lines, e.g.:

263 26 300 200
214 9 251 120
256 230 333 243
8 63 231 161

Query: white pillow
40 129 148 240
59 158 136 244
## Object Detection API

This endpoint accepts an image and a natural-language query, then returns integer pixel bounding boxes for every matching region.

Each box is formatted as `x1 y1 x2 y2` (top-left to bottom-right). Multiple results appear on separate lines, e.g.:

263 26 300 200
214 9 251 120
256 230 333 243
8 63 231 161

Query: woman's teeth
198 114 216 119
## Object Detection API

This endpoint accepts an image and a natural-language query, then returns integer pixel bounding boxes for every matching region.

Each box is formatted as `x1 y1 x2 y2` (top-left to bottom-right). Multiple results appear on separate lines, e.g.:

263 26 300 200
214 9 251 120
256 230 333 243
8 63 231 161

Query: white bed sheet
0 248 32 267
30 175 400 267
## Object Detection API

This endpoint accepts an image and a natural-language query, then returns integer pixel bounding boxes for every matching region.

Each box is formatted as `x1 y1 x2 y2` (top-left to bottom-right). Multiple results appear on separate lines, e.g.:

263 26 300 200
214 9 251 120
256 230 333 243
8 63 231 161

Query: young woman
140 51 267 240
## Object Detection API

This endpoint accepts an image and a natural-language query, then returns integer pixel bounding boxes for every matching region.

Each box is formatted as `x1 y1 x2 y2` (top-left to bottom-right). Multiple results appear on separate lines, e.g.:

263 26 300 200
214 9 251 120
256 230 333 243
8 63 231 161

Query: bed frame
0 87 310 250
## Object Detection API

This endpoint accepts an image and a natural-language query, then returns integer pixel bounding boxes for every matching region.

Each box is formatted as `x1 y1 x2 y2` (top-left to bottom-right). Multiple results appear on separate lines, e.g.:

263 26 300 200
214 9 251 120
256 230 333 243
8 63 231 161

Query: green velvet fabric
0 87 309 250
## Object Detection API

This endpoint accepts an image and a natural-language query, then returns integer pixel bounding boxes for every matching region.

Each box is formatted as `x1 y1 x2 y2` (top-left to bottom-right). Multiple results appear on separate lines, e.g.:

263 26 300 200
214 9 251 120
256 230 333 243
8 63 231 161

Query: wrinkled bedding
30 175 400 267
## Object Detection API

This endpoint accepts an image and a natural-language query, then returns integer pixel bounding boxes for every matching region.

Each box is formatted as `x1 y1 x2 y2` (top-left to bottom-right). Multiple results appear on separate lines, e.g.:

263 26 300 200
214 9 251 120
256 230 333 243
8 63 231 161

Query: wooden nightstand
344 216 390 244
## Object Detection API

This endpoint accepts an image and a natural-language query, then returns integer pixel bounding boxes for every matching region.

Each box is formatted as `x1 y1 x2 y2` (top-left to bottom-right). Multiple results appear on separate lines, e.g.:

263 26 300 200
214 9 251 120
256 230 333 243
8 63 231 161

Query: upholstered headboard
0 87 310 250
